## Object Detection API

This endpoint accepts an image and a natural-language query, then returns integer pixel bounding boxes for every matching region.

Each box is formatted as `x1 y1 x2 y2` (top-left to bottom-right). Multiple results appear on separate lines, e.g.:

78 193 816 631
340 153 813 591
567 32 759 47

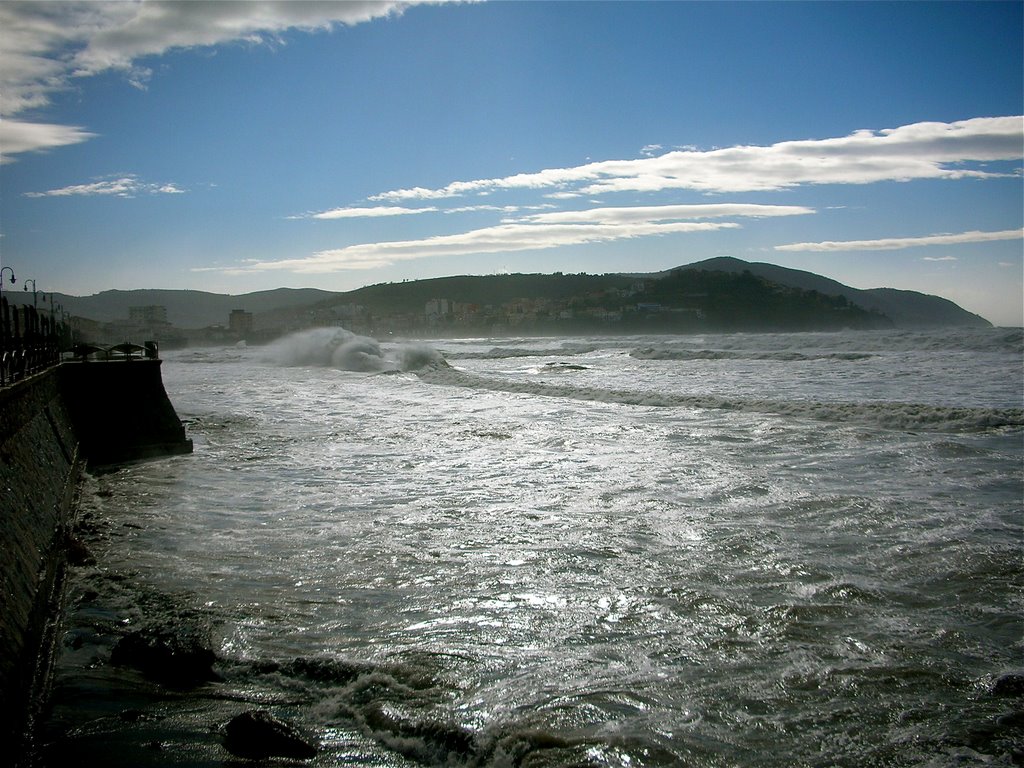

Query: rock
110 625 219 686
222 709 318 760
996 710 1024 728
362 702 476 762
65 533 95 566
992 674 1024 697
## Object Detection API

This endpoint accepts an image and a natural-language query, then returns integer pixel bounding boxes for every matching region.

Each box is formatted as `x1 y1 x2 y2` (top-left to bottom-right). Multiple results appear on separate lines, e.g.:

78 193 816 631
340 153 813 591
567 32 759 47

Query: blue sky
1 1 1021 326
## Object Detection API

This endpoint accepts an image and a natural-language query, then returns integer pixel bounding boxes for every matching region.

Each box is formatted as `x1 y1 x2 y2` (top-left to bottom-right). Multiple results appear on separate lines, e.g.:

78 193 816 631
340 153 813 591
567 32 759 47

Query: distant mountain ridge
9 287 337 327
679 257 990 328
10 257 990 330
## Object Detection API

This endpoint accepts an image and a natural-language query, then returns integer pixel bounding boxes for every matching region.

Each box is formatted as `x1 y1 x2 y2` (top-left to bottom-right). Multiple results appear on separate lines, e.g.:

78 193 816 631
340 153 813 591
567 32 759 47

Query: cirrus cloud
23 174 186 198
242 220 741 273
371 116 1023 200
775 228 1024 252
238 202 813 273
518 203 814 225
0 119 97 165
293 205 439 220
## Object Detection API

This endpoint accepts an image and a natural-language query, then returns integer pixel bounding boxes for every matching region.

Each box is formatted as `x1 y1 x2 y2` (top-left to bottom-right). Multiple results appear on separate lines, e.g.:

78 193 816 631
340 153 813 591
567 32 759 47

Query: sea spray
42 328 1024 767
265 327 448 373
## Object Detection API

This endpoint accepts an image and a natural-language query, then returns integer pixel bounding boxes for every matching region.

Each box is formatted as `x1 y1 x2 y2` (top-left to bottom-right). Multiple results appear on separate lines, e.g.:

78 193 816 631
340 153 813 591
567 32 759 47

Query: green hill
683 257 990 328
16 257 989 333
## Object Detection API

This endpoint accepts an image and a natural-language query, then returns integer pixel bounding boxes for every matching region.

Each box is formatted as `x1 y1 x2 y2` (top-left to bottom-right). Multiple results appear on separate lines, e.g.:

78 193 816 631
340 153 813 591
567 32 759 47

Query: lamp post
0 267 15 300
23 279 38 308
0 268 13 352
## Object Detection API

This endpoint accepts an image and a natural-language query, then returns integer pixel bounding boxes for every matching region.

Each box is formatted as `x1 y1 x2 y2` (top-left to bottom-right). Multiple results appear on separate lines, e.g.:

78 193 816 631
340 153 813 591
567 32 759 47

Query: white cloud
0 1 432 160
239 201 812 274
921 256 958 262
372 117 1023 200
68 1 417 77
296 205 439 220
774 228 1024 252
520 203 814 225
23 174 186 198
0 119 97 165
444 204 557 214
242 219 740 273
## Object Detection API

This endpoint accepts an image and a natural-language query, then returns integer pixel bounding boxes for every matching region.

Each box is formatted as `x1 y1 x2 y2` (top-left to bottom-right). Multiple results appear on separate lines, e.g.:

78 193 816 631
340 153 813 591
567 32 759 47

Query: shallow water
42 327 1024 766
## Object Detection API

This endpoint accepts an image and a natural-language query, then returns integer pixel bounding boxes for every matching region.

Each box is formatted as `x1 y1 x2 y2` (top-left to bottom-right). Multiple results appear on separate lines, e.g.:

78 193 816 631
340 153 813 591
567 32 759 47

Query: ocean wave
419 368 1024 432
623 327 1023 356
445 344 598 360
232 654 671 767
630 347 874 362
264 327 448 373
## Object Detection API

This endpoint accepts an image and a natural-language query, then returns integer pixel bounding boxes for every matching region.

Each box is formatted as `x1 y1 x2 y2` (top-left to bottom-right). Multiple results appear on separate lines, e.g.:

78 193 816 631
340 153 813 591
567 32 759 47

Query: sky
1 1 1022 326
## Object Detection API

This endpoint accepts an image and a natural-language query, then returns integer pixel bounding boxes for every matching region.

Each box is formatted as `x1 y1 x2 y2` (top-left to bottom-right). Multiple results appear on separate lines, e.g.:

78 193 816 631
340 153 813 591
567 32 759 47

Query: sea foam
264 327 447 373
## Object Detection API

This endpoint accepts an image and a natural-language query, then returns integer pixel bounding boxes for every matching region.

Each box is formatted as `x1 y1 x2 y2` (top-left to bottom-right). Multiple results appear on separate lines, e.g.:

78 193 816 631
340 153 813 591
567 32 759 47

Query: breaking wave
419 368 1024 432
445 343 599 360
630 347 874 362
264 327 448 372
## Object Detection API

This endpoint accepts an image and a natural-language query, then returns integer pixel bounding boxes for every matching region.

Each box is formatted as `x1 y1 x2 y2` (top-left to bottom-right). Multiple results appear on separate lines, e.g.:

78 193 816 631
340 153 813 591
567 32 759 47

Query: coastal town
7 256 989 354
64 281 673 347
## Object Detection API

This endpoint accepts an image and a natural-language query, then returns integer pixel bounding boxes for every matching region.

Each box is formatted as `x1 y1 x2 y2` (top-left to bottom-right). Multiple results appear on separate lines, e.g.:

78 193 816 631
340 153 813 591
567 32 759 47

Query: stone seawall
60 360 193 466
0 359 191 763
0 368 82 762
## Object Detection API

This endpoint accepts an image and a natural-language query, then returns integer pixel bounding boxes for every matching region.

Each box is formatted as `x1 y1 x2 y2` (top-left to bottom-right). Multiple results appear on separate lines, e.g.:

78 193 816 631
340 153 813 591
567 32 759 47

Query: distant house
229 309 254 336
129 305 168 325
425 298 451 318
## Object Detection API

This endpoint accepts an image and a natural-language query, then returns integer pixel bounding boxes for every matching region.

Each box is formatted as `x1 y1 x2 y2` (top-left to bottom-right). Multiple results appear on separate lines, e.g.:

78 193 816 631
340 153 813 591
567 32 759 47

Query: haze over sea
44 326 1023 766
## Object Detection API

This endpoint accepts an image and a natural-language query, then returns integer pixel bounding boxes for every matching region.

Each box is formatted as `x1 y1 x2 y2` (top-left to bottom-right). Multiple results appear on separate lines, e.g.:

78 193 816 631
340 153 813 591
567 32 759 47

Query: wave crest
265 328 447 372
419 368 1023 432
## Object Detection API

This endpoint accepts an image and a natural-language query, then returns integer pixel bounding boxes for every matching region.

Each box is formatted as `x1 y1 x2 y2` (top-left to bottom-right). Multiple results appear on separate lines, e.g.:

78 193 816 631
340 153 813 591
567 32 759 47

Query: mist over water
265 327 448 372
43 328 1023 767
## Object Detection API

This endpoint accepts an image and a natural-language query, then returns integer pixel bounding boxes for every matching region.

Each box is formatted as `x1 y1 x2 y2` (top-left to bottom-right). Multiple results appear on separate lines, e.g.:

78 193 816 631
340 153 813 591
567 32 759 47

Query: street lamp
23 279 38 308
0 267 15 300
0 268 14 348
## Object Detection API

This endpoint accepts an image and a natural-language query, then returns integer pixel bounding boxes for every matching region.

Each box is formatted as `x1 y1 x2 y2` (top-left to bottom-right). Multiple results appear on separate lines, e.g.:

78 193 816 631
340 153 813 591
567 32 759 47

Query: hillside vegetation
23 257 990 336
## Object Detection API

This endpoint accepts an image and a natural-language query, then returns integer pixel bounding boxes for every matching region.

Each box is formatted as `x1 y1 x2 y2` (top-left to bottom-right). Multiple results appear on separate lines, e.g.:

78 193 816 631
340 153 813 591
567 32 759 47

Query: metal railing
0 297 71 387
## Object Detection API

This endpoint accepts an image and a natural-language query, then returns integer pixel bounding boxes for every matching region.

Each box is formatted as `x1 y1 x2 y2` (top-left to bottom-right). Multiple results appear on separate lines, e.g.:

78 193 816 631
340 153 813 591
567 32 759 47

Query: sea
41 326 1024 767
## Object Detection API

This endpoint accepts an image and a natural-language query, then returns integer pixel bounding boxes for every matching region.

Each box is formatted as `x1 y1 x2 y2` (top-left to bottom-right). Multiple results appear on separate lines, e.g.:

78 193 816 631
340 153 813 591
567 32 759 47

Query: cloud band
775 228 1024 252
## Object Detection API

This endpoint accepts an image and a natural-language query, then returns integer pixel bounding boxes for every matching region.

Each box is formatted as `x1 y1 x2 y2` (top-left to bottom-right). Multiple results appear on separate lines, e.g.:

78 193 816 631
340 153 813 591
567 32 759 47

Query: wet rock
222 709 318 761
65 533 95 566
286 656 369 685
363 702 476 762
110 625 219 686
992 673 1024 697
996 710 1024 728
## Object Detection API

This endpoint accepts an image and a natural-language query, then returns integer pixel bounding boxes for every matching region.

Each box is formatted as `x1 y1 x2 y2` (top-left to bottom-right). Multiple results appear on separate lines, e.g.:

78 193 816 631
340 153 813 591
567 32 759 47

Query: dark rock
996 710 1024 728
286 656 369 686
363 702 476 762
222 709 318 760
65 533 95 566
110 625 219 686
992 674 1024 697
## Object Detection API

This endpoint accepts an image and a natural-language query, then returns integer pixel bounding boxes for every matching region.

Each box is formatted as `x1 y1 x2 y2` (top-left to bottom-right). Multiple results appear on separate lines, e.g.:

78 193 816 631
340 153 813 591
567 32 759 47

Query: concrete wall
0 368 82 760
60 360 192 466
0 359 192 762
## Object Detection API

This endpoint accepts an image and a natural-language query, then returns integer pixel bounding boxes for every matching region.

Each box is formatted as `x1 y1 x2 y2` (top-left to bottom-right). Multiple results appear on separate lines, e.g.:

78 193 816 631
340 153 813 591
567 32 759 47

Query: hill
680 257 990 328
10 258 989 333
307 267 890 334
321 272 638 312
7 287 337 328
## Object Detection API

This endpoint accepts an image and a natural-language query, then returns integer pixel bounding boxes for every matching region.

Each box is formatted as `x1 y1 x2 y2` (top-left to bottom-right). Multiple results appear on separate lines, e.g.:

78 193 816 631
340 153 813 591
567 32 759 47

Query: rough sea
41 327 1024 767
